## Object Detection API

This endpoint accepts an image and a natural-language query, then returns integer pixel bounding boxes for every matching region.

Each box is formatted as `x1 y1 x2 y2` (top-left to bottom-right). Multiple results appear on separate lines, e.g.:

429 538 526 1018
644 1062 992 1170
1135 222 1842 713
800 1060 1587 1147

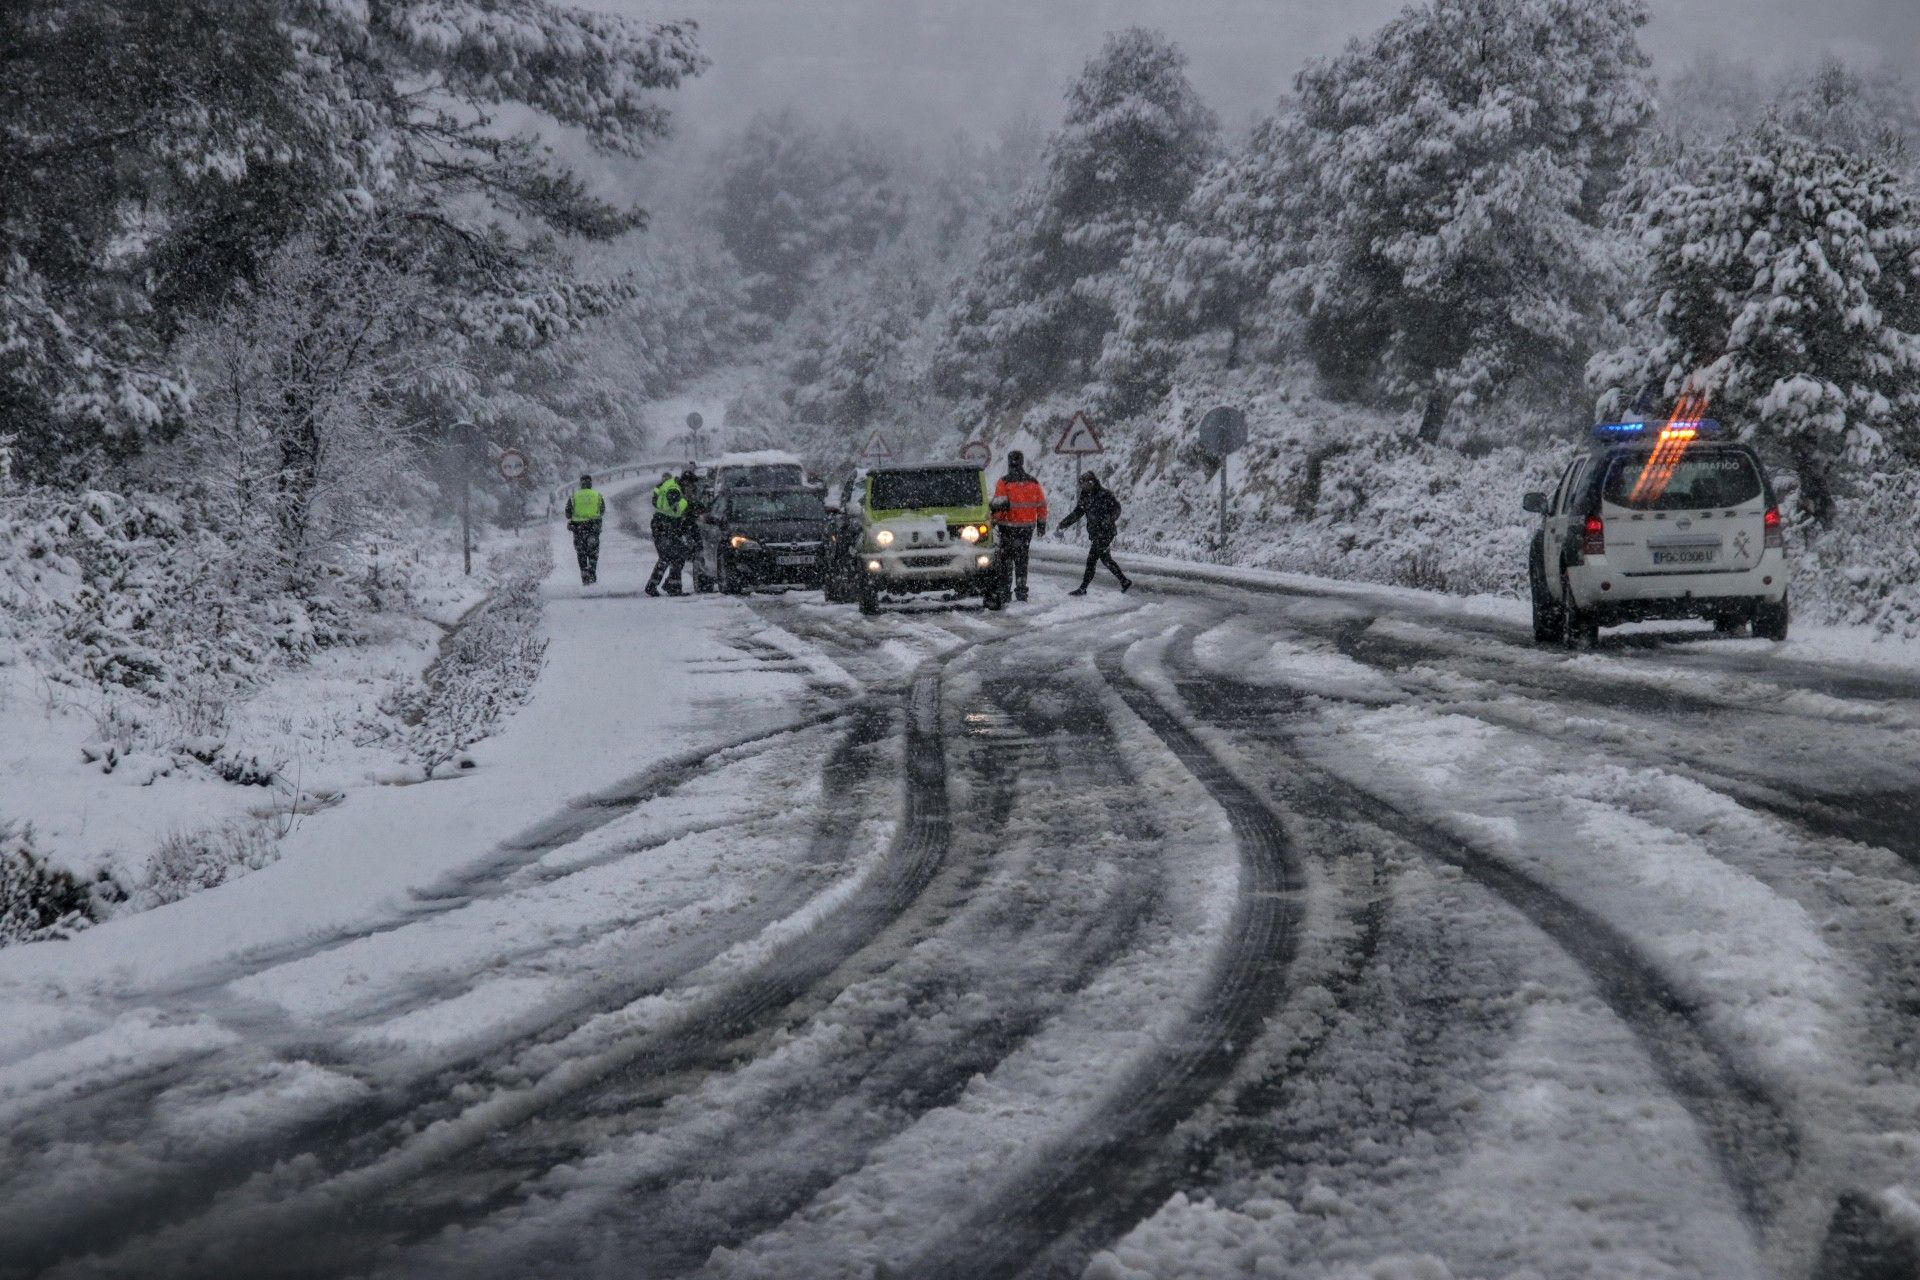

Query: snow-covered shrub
1795 468 1920 636
134 818 280 911
389 542 551 777
0 823 100 946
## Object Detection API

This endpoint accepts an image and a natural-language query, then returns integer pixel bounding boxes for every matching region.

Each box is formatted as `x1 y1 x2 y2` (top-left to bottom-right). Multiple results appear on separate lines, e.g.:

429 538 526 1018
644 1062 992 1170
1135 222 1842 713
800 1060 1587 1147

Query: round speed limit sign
496 448 529 482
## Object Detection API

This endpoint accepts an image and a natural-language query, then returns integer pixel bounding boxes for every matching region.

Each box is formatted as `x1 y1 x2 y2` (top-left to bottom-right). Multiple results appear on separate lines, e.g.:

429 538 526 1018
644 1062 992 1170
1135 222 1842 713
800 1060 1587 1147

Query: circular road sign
1197 406 1248 459
496 448 529 482
686 411 704 431
959 441 991 466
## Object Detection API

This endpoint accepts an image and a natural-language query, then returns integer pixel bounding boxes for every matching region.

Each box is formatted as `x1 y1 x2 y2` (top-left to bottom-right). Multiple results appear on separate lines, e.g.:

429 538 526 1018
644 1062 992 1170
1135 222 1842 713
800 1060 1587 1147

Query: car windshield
869 468 981 511
730 491 825 522
1601 447 1764 511
718 465 805 490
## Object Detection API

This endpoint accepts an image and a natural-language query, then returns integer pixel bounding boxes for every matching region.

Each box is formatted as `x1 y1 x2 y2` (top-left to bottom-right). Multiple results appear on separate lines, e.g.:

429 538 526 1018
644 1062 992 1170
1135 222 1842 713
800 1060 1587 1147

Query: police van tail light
1581 515 1605 557
1764 506 1785 550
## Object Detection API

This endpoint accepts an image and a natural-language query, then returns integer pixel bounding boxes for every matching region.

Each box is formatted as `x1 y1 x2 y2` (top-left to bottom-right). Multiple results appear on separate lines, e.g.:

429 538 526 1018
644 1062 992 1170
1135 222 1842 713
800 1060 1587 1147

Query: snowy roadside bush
0 823 105 946
132 818 281 912
387 542 552 778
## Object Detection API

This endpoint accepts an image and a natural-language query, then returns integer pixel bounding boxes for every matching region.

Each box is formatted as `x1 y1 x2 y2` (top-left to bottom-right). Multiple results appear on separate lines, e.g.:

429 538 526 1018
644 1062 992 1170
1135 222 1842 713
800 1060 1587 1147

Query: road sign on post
1053 411 1104 458
496 448 528 482
684 411 707 458
959 441 991 466
859 429 895 464
1196 406 1248 551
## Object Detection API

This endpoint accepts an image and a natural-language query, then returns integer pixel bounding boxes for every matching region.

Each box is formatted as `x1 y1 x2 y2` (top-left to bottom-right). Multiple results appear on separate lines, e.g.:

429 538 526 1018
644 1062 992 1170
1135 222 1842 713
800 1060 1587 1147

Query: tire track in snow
3 694 900 1280
32 645 966 1280
1159 629 1802 1235
423 646 1170 1280
904 634 1306 1280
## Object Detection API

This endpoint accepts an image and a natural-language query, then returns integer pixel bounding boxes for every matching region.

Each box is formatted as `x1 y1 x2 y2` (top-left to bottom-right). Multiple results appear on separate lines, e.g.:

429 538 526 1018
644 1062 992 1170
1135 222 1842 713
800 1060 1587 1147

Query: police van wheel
1528 544 1562 644
1559 572 1598 649
1754 595 1790 642
718 555 747 596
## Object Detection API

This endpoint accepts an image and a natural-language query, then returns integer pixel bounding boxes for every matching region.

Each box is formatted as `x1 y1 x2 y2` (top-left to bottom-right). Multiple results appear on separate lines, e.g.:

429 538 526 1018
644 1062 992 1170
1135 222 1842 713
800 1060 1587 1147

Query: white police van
1524 419 1789 646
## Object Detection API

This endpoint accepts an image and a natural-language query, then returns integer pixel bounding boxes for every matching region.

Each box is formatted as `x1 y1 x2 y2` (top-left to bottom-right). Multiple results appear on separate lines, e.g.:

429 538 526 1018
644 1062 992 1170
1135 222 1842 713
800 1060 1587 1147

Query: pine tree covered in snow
1276 0 1653 436
712 112 911 321
1592 131 1920 525
1 0 706 483
1096 114 1301 410
941 28 1218 412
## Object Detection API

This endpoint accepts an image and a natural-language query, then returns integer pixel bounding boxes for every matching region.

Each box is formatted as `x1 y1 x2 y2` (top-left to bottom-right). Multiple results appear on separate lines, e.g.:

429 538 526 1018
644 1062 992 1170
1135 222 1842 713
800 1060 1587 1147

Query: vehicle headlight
976 554 993 569
866 559 883 574
729 534 755 550
958 524 981 544
874 529 895 548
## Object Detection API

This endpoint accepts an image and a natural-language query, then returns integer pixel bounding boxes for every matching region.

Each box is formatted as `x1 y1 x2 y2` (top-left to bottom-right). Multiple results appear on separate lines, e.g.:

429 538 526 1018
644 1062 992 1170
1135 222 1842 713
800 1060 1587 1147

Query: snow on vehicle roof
704 450 805 469
867 461 983 473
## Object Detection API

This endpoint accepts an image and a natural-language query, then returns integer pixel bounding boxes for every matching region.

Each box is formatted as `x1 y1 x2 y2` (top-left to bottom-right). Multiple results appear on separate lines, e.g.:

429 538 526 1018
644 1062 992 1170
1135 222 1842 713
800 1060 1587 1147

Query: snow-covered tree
1591 131 1920 525
1 0 706 482
171 227 443 585
1773 57 1920 170
1096 113 1300 409
711 112 911 320
1276 0 1654 436
941 28 1218 411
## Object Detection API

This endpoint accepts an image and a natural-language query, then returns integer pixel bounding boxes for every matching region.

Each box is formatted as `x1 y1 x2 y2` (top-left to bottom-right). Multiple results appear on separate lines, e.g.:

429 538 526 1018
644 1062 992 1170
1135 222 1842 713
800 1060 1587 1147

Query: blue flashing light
1593 421 1648 439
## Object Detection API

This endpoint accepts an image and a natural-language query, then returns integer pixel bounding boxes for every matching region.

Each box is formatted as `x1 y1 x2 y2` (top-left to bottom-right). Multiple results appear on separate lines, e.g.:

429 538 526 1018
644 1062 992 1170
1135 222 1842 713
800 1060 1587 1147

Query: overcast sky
584 0 1918 145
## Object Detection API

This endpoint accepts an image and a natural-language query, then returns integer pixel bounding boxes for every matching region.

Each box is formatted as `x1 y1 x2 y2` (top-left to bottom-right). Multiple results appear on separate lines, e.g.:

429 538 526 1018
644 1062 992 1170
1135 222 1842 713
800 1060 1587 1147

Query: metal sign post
685 411 706 458
452 419 478 576
1196 406 1248 551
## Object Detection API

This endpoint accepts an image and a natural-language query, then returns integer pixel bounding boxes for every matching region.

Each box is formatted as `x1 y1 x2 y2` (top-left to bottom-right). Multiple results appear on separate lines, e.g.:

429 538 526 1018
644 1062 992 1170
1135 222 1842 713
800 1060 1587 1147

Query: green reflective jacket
568 488 604 521
653 478 687 518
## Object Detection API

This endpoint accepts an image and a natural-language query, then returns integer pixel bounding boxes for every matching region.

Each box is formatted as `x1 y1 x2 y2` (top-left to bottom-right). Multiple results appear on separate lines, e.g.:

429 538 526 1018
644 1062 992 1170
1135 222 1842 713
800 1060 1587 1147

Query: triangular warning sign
1054 411 1104 456
859 429 895 460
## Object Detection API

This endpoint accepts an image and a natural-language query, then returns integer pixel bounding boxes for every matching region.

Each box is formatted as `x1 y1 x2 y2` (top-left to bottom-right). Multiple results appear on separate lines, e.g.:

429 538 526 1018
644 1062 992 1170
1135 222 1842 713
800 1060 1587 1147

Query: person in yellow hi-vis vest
565 473 605 585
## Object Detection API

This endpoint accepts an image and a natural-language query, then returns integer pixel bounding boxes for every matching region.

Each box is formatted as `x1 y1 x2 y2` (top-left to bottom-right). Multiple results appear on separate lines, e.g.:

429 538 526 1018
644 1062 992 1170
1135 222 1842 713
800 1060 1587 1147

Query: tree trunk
1416 390 1448 445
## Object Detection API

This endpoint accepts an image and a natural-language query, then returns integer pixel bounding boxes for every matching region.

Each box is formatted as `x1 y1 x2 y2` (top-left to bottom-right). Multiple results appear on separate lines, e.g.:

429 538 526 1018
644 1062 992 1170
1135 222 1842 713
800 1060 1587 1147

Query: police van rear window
869 469 981 511
1601 447 1763 511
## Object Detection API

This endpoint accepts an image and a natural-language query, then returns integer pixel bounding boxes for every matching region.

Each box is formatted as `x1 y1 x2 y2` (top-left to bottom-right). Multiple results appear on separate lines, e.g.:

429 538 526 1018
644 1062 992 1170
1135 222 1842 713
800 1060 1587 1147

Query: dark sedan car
694 486 830 593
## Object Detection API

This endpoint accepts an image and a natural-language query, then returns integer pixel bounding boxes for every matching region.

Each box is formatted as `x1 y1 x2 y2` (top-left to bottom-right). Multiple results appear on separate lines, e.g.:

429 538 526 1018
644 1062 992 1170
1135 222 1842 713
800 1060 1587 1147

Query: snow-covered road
4 501 1919 1280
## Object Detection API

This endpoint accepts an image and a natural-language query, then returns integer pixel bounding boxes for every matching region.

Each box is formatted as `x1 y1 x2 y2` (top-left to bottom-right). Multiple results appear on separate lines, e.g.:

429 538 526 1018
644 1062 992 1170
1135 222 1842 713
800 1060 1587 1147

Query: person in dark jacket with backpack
1056 471 1132 596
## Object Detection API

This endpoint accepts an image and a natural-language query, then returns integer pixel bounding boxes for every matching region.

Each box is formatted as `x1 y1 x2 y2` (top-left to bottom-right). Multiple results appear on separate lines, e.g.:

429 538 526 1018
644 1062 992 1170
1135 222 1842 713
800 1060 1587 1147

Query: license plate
905 555 949 568
1652 547 1716 565
776 555 814 566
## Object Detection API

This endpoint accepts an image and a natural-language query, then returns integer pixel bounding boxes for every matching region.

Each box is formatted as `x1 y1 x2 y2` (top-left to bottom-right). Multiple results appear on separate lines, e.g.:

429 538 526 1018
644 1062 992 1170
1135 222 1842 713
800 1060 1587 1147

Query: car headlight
958 524 981 544
874 529 895 548
729 534 756 550
976 554 993 568
866 559 883 574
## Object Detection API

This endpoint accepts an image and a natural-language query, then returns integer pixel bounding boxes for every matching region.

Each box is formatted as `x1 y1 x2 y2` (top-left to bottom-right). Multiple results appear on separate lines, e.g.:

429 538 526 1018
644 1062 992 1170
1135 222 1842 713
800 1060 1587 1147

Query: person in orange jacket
991 450 1048 603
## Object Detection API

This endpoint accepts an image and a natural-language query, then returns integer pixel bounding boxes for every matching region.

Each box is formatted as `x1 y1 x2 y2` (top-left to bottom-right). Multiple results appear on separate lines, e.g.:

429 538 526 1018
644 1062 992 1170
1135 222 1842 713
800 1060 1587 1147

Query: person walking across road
1057 470 1132 596
991 450 1048 603
565 473 605 585
646 470 691 597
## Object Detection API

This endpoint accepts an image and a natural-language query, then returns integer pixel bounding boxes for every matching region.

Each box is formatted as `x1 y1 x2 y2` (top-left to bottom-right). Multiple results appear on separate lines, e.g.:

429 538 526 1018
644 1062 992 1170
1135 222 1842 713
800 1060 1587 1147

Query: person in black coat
1056 471 1132 596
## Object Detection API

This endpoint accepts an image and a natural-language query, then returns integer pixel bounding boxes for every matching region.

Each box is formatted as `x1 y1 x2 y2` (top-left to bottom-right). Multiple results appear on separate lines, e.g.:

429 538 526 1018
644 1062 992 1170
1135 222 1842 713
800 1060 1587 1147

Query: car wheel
858 578 880 616
1529 544 1563 644
1559 570 1597 649
719 554 748 596
1754 594 1790 642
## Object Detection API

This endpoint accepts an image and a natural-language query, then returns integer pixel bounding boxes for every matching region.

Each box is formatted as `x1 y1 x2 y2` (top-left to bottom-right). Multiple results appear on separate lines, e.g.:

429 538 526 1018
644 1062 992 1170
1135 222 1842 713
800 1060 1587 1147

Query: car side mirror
1522 491 1549 514
824 498 843 514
